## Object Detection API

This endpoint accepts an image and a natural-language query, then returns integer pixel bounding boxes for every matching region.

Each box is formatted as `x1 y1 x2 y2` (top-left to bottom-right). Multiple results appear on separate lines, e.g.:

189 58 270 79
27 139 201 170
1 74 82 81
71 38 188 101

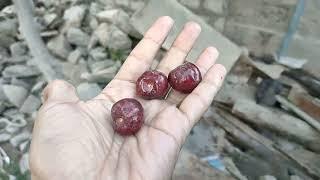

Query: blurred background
0 0 319 179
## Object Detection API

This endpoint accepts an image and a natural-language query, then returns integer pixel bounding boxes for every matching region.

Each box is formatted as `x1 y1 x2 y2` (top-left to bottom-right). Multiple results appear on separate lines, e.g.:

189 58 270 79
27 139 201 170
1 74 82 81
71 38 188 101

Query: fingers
42 80 79 103
179 64 226 129
166 47 219 104
114 16 174 82
157 22 201 75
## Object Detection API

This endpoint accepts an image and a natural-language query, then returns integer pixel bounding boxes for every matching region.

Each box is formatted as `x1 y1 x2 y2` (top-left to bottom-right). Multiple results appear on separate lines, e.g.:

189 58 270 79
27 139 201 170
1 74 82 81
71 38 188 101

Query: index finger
114 16 174 82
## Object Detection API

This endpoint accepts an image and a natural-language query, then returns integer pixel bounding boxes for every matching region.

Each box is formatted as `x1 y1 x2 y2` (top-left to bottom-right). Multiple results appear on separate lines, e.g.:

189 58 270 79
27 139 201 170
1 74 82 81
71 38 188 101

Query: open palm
29 16 226 180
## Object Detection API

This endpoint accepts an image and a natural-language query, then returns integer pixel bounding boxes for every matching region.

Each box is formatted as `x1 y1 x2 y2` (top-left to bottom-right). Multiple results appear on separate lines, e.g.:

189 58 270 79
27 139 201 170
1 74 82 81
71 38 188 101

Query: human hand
29 16 226 180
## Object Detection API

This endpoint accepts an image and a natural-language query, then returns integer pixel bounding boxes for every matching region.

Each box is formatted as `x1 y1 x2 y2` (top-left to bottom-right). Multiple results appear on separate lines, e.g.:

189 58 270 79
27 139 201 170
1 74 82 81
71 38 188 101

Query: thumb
42 80 79 103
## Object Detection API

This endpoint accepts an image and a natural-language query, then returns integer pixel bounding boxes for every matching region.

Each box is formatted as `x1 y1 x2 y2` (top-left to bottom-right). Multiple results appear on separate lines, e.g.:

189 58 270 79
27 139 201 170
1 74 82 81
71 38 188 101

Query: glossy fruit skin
111 98 144 136
136 70 169 99
168 62 202 94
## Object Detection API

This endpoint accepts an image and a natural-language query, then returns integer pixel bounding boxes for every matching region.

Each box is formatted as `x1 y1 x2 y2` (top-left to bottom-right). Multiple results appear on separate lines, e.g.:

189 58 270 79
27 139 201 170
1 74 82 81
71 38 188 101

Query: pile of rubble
0 0 144 178
0 0 319 179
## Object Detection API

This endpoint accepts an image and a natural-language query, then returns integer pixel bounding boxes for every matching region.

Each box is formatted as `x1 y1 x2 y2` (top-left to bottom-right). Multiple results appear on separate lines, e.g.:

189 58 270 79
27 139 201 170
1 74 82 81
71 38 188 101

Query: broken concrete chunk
20 95 41 114
2 65 40 78
96 9 119 22
9 42 27 56
179 0 201 9
96 9 132 33
108 25 132 50
95 23 131 50
2 85 28 108
76 83 101 101
90 59 115 73
94 23 110 47
89 47 108 61
66 28 90 47
131 0 240 72
63 5 86 27
203 0 224 14
68 49 82 64
47 35 73 59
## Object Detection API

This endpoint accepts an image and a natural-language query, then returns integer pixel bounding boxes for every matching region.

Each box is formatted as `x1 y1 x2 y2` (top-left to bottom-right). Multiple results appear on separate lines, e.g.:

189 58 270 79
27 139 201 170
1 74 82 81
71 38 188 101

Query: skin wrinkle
78 104 109 154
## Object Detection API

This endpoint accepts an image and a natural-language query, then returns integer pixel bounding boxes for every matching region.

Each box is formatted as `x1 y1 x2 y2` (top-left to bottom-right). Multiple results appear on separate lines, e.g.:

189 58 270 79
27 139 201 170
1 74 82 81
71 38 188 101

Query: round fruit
168 62 202 94
136 70 169 99
111 98 144 136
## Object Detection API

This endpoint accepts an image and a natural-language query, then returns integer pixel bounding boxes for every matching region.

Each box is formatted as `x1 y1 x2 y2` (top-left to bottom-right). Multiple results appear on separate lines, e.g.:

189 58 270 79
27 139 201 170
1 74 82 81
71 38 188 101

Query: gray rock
66 28 90 47
11 78 31 90
2 65 40 78
67 49 82 64
89 47 108 61
89 17 99 30
19 153 29 174
9 42 27 56
0 35 14 48
76 83 101 101
81 65 119 83
20 95 41 114
63 5 86 27
43 13 58 26
108 25 132 50
96 9 119 22
10 131 31 147
0 19 17 36
94 23 110 47
90 60 115 73
2 85 28 107
89 2 103 15
179 0 201 9
62 62 89 85
47 35 73 59
0 133 11 143
96 9 132 33
203 0 224 14
259 175 277 180
129 1 145 12
115 0 130 8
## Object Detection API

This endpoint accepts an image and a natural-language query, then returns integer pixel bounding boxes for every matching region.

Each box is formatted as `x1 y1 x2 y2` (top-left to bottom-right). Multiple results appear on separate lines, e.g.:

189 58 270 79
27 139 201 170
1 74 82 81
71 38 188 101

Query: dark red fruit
168 62 202 94
111 98 144 136
136 70 169 99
